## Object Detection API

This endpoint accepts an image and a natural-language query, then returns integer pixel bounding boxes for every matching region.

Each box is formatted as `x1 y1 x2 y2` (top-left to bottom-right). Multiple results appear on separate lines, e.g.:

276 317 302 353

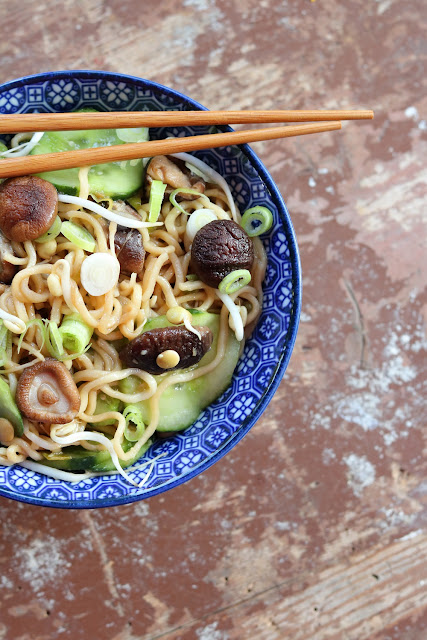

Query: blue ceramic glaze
0 71 301 508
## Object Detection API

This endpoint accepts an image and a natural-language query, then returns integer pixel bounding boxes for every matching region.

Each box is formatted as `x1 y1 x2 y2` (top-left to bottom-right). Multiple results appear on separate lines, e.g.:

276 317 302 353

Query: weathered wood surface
0 1 426 639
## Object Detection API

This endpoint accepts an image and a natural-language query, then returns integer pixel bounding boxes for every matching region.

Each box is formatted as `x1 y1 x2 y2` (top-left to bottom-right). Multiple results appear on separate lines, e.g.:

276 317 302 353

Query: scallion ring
241 206 273 237
186 209 217 241
58 314 93 355
80 253 120 297
218 269 251 295
61 221 96 253
169 188 210 215
35 215 62 243
148 180 167 223
123 405 145 442
46 321 64 358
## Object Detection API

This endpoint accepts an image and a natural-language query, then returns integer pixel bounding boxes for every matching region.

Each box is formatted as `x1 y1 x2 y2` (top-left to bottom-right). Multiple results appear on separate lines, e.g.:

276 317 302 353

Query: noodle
0 150 267 484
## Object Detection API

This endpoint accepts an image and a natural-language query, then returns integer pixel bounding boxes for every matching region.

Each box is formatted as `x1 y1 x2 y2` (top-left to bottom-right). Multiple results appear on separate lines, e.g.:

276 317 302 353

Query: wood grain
0 0 426 639
0 109 373 132
0 122 341 178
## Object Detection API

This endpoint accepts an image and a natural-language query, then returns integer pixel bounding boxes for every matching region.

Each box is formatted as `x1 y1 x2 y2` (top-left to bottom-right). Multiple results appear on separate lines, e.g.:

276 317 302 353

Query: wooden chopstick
0 122 341 179
0 109 373 133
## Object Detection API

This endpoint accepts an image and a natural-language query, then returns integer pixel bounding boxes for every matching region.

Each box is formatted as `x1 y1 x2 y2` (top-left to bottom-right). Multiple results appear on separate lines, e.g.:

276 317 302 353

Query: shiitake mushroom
0 176 58 242
119 326 213 375
190 219 254 288
16 359 80 429
114 229 145 275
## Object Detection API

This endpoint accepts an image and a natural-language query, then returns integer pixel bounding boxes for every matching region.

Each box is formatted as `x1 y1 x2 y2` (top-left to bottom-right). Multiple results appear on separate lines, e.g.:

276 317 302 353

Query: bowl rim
0 70 301 509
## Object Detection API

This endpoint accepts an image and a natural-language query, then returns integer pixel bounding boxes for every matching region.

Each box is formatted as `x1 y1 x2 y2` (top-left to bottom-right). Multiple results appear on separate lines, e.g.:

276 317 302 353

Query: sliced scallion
0 320 8 350
116 127 149 143
186 209 217 241
58 313 93 355
169 188 208 215
35 215 62 243
61 221 96 252
0 320 8 366
123 404 145 442
80 253 120 296
241 206 273 237
46 321 64 358
218 269 251 295
148 180 167 223
17 319 46 354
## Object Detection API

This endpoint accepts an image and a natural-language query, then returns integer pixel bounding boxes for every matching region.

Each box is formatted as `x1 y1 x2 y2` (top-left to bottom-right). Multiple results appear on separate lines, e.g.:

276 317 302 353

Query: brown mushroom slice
16 359 80 426
114 229 145 275
146 156 205 200
191 219 254 288
119 325 213 375
0 176 58 242
0 230 17 284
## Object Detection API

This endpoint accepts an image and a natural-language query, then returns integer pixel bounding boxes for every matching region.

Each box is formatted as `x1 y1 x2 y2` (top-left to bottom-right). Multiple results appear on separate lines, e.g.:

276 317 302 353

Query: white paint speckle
399 529 424 542
322 448 337 465
404 106 419 120
19 535 71 593
196 621 229 640
337 394 381 431
325 185 335 195
318 167 329 174
0 575 13 589
418 120 427 130
300 311 312 322
343 454 376 496
308 177 316 188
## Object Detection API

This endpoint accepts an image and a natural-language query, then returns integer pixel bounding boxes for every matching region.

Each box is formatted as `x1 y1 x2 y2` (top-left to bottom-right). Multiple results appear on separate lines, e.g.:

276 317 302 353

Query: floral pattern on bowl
0 71 301 508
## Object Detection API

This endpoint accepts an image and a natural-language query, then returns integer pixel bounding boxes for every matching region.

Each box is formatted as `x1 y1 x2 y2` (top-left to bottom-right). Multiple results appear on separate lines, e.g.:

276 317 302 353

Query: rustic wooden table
0 1 426 638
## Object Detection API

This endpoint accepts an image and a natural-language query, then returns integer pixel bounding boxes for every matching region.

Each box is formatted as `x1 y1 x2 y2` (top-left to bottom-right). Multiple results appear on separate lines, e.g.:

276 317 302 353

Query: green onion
218 269 251 294
0 142 8 155
61 221 96 252
0 320 8 350
46 321 64 358
148 180 167 223
186 273 198 281
58 314 93 355
17 319 46 354
127 195 142 210
115 127 149 143
91 393 123 428
118 375 140 395
169 188 208 215
123 404 145 442
0 320 8 366
241 206 273 237
35 216 62 243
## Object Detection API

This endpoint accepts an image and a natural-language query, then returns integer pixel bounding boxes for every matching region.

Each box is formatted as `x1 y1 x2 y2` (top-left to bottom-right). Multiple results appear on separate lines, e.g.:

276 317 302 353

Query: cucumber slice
29 111 149 199
89 392 123 429
120 310 241 432
0 376 24 437
40 437 151 472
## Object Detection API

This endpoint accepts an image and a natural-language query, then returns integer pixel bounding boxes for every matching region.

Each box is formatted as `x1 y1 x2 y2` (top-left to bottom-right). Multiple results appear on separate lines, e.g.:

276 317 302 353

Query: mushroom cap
146 156 205 200
119 325 213 375
16 358 80 426
0 176 58 242
191 219 254 288
114 229 145 275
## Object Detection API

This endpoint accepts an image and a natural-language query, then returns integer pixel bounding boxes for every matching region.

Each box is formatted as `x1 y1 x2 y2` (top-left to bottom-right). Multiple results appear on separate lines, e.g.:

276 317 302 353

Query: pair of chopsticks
0 109 373 178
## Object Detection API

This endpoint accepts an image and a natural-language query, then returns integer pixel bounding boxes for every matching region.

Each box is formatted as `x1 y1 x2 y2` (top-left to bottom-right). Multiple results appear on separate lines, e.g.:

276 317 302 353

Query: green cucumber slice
120 310 241 432
29 110 149 199
0 376 24 437
40 437 151 472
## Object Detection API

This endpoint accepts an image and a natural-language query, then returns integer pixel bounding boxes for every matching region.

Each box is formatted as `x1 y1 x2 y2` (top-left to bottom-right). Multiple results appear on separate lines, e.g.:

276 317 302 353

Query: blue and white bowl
0 71 301 508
